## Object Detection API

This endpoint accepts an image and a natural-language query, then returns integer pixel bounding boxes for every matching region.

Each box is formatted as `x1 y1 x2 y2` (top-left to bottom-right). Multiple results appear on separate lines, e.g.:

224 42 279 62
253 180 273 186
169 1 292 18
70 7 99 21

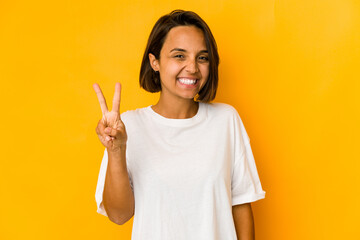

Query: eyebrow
169 48 208 53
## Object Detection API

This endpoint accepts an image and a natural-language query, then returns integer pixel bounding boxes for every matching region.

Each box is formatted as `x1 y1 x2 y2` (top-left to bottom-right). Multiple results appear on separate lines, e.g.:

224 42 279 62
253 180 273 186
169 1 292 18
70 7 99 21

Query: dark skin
232 203 255 240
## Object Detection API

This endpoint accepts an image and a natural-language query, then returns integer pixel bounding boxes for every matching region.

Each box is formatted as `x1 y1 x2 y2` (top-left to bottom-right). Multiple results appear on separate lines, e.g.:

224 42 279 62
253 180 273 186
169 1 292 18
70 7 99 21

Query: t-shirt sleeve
231 111 266 206
94 149 134 217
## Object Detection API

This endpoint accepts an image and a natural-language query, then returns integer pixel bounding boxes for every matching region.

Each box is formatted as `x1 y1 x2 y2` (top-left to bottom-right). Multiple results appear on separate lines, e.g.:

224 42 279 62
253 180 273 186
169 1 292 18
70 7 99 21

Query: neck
152 95 199 119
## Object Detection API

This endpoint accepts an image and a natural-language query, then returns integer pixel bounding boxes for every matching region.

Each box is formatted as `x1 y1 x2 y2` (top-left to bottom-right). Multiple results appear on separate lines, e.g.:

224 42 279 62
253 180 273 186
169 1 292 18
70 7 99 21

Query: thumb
104 127 119 138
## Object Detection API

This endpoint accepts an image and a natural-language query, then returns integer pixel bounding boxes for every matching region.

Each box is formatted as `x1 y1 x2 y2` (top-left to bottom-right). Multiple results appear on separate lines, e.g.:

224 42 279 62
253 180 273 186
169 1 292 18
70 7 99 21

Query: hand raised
93 82 127 152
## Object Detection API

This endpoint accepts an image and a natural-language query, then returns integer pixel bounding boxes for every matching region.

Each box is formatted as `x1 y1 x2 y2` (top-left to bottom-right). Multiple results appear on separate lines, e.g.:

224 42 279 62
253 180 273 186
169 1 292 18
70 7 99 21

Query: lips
177 78 198 85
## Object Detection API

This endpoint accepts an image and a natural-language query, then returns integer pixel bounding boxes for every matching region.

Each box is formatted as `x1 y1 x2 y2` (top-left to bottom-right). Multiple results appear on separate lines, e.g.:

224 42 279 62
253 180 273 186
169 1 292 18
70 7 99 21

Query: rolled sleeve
231 114 266 206
95 149 109 216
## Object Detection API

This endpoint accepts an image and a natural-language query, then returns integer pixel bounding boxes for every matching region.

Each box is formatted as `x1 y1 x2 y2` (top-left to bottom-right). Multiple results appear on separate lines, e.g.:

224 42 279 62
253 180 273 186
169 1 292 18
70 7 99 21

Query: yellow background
1 0 359 239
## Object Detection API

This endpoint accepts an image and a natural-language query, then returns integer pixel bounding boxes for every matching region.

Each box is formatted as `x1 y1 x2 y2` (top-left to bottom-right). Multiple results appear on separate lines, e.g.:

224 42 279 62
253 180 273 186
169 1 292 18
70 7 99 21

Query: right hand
93 82 127 153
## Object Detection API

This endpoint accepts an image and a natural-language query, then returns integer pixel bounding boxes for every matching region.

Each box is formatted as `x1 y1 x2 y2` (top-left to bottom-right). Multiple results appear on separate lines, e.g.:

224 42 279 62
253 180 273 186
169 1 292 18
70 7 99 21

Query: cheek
200 65 210 80
162 62 182 77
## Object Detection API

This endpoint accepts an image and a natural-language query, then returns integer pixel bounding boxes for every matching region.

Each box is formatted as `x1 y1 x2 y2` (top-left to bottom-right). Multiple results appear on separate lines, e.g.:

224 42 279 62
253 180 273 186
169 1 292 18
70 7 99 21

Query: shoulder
120 106 150 126
207 103 250 143
120 106 148 119
205 102 240 117
119 107 152 135
205 102 246 130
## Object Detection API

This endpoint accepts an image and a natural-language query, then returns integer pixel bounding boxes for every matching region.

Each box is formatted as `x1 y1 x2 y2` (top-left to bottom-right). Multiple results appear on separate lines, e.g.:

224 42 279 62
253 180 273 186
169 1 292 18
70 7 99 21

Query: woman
94 10 265 240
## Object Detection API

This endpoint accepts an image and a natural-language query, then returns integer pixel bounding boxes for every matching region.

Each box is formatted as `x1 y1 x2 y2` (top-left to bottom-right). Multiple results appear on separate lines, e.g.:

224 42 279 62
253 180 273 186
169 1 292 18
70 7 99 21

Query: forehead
161 25 207 52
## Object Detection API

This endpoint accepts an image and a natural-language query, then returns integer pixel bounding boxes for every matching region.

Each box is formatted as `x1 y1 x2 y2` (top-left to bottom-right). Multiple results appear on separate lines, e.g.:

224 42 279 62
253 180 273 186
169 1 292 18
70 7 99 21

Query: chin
180 92 198 100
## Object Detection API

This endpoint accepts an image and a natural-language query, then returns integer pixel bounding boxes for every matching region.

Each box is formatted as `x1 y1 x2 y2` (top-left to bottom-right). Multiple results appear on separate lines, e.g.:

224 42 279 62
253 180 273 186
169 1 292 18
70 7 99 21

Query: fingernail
105 136 110 141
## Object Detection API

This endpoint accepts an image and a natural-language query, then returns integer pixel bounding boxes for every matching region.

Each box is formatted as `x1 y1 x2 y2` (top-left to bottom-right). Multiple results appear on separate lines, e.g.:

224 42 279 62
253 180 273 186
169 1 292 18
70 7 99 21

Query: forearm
232 203 255 240
103 147 135 225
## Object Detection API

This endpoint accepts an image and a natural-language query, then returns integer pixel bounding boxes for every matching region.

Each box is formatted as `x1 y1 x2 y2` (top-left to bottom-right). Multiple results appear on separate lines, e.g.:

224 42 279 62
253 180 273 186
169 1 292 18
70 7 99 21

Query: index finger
112 82 121 113
93 83 108 115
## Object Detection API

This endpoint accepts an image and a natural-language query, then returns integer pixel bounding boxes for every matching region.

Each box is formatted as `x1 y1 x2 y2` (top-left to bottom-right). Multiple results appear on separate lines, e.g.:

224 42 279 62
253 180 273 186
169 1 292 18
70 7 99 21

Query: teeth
178 78 197 85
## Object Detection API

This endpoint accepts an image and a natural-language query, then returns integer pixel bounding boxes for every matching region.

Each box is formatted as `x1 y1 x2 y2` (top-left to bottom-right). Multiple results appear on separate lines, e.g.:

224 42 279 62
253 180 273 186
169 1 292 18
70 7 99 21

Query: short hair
139 10 220 102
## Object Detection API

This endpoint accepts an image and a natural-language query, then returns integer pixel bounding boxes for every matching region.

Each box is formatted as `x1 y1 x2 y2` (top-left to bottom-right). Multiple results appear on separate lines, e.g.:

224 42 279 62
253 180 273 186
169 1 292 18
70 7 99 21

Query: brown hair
139 10 220 102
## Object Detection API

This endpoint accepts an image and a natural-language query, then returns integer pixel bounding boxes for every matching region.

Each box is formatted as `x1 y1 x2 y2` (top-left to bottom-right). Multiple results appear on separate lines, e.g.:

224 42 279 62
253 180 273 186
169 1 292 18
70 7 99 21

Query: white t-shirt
95 102 265 240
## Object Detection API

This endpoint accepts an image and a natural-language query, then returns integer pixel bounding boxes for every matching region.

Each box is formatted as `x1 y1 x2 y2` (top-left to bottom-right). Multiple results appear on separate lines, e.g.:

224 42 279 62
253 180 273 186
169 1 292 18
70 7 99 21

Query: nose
185 58 199 74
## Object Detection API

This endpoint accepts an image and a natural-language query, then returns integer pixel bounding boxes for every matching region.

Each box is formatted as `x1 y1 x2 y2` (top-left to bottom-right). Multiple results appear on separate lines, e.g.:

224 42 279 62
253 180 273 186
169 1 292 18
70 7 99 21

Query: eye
174 55 184 58
199 56 209 61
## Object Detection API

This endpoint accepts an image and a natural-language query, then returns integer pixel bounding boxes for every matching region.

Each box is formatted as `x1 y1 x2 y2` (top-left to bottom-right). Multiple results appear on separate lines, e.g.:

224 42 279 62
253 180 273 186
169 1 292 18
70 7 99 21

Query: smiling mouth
177 78 198 86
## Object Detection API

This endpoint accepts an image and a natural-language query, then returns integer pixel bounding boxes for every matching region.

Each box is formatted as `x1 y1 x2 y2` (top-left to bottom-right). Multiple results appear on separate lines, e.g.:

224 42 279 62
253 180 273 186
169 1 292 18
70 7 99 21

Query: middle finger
112 82 121 113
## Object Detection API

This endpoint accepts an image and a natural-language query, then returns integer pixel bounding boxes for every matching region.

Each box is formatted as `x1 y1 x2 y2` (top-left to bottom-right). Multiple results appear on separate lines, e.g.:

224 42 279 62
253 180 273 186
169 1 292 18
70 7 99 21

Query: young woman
94 10 265 240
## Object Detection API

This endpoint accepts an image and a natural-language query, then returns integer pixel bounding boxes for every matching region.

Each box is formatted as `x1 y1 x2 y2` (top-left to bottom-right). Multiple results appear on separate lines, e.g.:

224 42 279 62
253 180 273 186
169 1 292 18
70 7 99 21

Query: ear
148 53 160 72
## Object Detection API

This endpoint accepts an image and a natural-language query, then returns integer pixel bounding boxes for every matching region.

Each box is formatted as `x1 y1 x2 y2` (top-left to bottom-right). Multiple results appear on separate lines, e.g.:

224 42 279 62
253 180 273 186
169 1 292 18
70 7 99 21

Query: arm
103 147 135 225
94 83 135 225
232 203 255 240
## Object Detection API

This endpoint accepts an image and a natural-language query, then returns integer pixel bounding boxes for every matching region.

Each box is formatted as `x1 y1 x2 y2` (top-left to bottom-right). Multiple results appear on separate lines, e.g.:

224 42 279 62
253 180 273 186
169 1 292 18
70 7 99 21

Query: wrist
107 144 126 156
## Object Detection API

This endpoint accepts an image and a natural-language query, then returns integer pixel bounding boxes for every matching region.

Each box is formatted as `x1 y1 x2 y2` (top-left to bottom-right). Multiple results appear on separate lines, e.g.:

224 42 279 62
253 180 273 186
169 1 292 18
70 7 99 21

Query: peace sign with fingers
93 82 127 152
